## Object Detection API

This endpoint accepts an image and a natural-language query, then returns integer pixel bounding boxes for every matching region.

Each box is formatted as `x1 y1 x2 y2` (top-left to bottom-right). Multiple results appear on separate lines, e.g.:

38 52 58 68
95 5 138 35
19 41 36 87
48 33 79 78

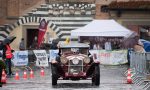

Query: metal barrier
11 50 50 73
130 51 150 90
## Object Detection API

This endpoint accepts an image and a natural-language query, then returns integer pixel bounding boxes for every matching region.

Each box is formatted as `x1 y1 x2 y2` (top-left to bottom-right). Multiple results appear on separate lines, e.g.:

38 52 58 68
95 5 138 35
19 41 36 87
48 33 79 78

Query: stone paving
1 65 143 90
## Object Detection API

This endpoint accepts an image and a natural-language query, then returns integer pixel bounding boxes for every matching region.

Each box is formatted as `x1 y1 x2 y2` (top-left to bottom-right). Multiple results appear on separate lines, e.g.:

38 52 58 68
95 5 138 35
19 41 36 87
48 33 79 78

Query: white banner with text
33 50 49 67
12 51 28 66
90 50 127 65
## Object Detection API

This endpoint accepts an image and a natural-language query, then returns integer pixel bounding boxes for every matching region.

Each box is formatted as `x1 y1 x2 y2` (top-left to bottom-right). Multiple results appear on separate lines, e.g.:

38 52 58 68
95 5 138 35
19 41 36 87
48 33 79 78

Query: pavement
0 64 144 90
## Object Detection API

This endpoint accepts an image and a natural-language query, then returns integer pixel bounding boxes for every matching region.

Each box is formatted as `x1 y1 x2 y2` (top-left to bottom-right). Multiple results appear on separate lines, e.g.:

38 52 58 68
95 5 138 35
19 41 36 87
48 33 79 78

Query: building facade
0 0 150 49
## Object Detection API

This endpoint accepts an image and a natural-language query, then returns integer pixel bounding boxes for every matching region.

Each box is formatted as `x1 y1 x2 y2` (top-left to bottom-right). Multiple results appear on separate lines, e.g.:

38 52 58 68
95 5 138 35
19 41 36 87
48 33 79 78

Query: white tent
71 20 133 37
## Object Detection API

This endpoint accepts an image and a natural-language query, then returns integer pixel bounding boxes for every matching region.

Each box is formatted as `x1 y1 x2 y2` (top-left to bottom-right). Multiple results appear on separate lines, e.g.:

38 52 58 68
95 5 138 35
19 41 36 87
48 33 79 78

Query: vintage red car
51 43 100 86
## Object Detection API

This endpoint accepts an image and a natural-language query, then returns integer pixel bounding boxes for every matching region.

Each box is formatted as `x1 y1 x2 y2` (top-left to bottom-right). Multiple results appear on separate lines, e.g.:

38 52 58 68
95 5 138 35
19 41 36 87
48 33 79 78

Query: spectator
30 37 38 49
93 43 102 50
105 39 112 51
127 48 133 68
50 39 58 49
19 38 25 50
133 41 145 53
2 43 14 76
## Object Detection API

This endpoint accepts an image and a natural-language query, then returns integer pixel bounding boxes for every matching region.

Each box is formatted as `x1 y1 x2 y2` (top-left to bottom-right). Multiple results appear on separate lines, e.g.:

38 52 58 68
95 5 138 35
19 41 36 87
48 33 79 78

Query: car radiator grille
68 60 83 74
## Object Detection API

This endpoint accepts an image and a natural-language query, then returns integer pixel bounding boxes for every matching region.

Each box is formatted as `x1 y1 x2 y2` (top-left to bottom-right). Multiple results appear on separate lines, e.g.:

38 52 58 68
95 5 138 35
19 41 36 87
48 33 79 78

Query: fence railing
130 51 150 90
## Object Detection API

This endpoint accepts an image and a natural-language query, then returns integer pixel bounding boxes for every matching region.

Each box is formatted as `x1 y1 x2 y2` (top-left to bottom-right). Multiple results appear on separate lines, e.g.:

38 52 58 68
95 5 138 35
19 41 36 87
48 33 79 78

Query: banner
12 51 28 66
49 50 59 62
33 50 49 67
99 50 127 65
89 50 127 65
38 19 47 48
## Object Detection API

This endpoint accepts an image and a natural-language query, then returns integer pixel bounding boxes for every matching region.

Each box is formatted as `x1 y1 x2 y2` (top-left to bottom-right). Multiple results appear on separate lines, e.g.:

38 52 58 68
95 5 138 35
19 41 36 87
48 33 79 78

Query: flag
38 19 47 48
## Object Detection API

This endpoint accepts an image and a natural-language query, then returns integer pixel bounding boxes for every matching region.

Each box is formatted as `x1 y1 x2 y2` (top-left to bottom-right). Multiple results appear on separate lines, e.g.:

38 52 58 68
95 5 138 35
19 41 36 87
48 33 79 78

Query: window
101 5 108 13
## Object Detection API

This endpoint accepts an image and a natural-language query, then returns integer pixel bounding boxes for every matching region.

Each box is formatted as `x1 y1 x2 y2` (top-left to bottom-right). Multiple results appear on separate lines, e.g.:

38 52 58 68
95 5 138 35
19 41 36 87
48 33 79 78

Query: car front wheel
51 64 58 85
92 65 100 86
52 75 57 85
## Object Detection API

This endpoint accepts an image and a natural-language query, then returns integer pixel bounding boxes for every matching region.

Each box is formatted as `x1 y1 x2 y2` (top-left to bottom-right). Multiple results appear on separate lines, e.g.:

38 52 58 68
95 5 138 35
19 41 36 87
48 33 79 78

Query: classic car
51 42 100 86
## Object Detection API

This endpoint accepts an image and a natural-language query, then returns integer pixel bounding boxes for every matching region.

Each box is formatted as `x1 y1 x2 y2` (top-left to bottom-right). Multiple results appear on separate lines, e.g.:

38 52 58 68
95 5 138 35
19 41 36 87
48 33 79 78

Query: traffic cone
23 71 27 79
1 69 7 84
14 71 20 80
30 70 34 79
40 69 45 77
127 69 132 84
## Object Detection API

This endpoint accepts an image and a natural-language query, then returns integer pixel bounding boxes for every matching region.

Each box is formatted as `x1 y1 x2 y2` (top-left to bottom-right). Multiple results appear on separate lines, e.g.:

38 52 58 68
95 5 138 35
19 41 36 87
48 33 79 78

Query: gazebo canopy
71 19 133 37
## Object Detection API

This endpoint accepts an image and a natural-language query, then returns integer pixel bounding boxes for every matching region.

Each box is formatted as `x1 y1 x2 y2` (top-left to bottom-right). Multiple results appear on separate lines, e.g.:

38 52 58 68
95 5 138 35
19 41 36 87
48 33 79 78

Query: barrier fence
130 51 150 90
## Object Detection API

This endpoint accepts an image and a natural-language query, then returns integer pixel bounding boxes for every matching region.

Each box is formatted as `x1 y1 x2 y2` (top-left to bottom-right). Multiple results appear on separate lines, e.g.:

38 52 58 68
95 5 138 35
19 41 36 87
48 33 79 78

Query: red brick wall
0 0 45 25
0 0 7 25
7 0 19 17
19 0 45 15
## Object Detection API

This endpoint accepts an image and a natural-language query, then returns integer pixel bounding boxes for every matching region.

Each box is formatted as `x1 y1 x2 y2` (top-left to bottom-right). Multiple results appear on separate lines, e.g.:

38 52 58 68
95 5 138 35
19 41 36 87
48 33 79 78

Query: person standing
93 43 102 50
2 43 14 76
105 39 112 51
30 36 38 49
19 38 25 50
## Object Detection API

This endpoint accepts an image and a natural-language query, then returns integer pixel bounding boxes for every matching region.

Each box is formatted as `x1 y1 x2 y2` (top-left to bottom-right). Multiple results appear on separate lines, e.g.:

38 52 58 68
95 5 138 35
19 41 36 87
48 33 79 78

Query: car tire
92 65 100 86
52 75 57 85
51 65 58 85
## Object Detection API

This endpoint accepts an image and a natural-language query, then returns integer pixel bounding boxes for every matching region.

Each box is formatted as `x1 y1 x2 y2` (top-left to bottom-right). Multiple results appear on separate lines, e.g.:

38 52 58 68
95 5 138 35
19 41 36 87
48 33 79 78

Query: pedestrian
2 43 14 76
127 48 133 68
19 38 25 50
133 40 145 53
104 39 112 51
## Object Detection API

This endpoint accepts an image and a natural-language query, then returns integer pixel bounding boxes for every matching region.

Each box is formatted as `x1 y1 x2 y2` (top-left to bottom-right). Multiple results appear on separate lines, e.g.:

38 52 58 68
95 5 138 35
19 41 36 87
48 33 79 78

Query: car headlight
72 58 79 65
83 57 90 64
60 56 68 64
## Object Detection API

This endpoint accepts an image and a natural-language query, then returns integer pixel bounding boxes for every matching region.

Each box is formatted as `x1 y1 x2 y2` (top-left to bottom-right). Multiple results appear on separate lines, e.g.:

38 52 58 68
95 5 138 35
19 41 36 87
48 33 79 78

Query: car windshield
61 48 88 55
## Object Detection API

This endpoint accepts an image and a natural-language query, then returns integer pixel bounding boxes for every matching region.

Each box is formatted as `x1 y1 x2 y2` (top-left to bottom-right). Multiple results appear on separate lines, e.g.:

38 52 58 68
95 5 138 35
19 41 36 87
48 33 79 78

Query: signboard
49 50 59 62
89 50 127 65
99 50 127 65
12 51 28 66
33 50 49 67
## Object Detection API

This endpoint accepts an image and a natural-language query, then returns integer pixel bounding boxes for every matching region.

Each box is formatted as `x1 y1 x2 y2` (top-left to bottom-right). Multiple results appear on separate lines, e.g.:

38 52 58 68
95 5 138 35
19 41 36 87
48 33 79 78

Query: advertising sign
33 50 49 67
12 51 28 66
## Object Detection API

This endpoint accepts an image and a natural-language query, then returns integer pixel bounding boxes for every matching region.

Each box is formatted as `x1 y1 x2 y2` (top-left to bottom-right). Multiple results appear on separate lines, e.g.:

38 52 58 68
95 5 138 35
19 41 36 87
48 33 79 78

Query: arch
0 16 60 39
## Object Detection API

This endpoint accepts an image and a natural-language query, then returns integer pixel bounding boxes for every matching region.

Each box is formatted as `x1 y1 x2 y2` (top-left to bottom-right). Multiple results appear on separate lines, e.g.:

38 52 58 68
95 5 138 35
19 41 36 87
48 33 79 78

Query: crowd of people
81 37 123 50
